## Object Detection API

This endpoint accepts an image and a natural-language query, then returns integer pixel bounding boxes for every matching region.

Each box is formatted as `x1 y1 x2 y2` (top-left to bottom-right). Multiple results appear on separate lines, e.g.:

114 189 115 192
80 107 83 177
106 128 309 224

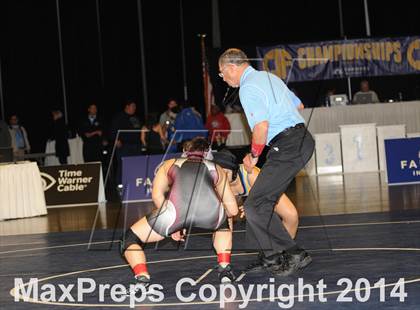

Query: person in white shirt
159 99 178 132
8 114 30 160
352 80 380 104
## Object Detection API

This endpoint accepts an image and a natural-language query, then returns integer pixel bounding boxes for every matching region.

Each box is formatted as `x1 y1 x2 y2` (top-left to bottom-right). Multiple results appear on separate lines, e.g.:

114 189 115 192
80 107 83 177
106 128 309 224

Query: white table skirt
0 162 47 221
225 113 252 146
44 136 84 166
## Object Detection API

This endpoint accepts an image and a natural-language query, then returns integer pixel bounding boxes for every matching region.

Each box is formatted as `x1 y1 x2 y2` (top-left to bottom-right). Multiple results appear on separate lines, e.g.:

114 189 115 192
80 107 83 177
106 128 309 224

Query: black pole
0 57 5 120
95 0 105 88
337 0 352 101
55 0 69 124
211 0 221 48
136 0 148 116
180 0 188 102
338 0 344 38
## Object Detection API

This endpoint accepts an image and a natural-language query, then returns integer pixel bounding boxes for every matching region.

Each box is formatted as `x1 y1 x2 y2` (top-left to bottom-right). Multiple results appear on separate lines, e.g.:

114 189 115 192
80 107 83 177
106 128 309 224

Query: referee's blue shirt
289 90 303 108
239 66 305 144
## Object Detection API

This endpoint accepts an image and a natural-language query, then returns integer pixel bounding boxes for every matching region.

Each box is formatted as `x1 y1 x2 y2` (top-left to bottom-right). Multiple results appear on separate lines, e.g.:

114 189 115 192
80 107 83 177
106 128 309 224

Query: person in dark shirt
51 110 70 165
78 103 105 163
111 100 142 183
0 119 12 148
141 114 166 155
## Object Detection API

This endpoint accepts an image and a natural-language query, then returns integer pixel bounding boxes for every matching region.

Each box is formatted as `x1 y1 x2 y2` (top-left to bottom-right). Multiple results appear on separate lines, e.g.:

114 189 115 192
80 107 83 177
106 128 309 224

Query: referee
218 48 315 276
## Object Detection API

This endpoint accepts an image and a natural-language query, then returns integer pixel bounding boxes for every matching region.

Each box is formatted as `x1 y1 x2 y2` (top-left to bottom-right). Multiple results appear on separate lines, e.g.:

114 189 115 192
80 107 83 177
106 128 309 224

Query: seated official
352 80 380 104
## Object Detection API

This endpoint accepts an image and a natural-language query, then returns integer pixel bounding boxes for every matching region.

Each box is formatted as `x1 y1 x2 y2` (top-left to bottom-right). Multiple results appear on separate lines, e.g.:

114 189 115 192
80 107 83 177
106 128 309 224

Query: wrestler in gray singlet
146 154 228 236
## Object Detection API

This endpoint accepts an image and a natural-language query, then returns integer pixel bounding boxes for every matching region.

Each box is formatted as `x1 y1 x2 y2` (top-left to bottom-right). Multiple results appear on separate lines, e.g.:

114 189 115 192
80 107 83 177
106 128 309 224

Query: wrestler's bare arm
246 166 261 186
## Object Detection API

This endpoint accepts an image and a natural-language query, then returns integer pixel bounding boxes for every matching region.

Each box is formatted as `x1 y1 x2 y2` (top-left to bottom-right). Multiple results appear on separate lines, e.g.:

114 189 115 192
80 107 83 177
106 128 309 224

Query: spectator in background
321 88 336 107
159 99 178 133
353 80 380 104
110 100 142 183
205 104 231 150
110 100 142 150
51 109 70 165
8 114 31 160
0 118 12 148
172 102 207 152
141 114 167 154
78 103 105 163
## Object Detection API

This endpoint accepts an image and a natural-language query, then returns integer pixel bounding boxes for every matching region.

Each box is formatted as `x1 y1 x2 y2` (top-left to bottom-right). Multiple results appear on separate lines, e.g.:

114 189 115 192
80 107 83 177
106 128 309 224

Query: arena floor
1 172 420 309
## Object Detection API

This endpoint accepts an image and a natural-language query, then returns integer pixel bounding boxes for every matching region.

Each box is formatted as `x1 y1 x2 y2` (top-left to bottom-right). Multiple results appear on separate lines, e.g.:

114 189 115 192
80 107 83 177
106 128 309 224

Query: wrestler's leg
212 218 236 282
239 194 298 238
122 217 165 279
275 194 299 239
212 218 233 266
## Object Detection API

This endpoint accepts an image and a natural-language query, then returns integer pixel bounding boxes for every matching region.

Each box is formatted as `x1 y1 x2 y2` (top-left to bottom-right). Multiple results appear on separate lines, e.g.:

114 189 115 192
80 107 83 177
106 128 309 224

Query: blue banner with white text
256 36 420 82
385 137 420 185
121 153 181 202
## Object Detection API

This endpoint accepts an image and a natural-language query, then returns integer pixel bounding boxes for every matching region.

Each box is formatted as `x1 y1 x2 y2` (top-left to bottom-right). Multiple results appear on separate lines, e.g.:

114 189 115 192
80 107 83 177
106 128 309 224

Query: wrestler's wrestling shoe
127 275 150 297
217 264 236 283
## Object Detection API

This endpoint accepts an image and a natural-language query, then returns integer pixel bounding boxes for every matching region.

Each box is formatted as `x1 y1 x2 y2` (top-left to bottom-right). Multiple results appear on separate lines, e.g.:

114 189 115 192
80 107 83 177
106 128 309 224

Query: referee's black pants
244 127 315 257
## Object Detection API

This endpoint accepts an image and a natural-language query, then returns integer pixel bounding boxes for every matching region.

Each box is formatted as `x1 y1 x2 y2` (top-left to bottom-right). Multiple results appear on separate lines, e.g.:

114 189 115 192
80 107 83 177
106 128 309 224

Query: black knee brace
216 218 230 231
120 229 144 256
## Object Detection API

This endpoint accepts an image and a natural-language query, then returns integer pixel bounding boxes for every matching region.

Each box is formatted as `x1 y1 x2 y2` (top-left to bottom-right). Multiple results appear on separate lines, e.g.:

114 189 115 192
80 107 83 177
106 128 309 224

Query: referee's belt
268 123 305 146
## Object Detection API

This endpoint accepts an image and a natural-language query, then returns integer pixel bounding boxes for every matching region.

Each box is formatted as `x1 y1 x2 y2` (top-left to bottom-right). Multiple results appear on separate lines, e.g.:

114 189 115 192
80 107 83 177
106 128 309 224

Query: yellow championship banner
257 36 420 81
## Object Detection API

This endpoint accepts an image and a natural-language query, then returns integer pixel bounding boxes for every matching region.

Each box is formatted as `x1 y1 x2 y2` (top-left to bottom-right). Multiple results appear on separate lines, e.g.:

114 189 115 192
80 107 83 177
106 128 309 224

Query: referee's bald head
218 48 249 66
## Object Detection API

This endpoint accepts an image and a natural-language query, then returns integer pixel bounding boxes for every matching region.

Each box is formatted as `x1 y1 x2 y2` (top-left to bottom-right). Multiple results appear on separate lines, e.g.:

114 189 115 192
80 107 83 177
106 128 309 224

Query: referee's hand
243 153 258 173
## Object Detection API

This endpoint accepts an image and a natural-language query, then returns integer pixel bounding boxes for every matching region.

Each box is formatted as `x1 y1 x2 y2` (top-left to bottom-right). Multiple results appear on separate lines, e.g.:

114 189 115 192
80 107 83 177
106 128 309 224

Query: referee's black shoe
245 252 295 276
244 252 265 273
284 248 312 271
265 253 296 277
269 247 312 276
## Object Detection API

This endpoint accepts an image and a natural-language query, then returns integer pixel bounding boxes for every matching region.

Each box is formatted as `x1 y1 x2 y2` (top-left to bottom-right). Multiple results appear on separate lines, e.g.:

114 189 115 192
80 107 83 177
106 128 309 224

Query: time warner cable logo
40 172 56 191
40 170 93 192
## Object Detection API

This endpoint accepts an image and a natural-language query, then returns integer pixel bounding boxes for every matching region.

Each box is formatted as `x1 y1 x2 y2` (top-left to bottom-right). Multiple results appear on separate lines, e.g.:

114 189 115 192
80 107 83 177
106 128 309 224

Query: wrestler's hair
212 149 239 181
218 48 249 66
183 137 210 152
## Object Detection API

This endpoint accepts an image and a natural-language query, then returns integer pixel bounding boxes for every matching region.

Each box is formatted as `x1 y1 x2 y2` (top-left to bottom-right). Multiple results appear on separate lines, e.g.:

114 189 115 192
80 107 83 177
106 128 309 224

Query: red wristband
251 143 264 157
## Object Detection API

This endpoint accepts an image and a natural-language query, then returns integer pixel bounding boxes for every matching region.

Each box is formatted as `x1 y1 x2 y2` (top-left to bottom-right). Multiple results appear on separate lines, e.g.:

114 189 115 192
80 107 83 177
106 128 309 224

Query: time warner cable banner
39 162 106 206
256 36 420 82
